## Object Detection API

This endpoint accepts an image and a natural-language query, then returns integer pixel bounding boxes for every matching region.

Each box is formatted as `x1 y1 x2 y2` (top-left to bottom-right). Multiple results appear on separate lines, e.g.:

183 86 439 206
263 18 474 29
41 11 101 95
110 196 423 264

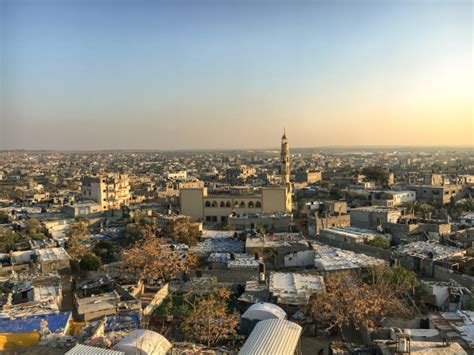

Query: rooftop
396 241 466 261
313 243 386 271
269 272 325 305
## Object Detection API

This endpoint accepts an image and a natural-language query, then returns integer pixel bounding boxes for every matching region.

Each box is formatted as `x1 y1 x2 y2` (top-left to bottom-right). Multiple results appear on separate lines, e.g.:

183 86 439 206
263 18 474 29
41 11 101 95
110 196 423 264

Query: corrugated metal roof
239 319 302 355
66 344 125 355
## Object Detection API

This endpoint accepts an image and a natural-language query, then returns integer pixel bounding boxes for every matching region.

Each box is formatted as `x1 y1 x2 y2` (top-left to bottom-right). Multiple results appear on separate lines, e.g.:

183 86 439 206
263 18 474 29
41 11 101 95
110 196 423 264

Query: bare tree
183 284 239 347
307 267 411 334
120 236 196 282
66 219 90 260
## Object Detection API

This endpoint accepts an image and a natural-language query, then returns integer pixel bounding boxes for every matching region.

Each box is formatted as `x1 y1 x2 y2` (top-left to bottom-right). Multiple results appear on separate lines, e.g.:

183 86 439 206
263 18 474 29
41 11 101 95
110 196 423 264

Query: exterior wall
261 187 291 213
350 208 401 230
204 195 263 223
203 268 260 283
424 174 444 186
308 214 351 237
324 201 347 214
63 203 102 218
164 171 187 180
179 188 206 220
432 264 474 289
161 180 204 197
228 214 292 232
295 171 322 184
284 250 315 267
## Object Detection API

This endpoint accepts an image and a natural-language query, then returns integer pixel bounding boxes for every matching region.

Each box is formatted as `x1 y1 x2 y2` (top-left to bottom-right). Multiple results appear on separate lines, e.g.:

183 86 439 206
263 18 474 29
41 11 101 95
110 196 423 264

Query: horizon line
1 144 473 153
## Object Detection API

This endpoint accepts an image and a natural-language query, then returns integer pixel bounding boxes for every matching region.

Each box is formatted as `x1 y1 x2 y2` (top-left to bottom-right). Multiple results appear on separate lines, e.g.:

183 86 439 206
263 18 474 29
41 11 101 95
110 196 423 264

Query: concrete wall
180 188 205 220
318 234 392 261
261 188 288 213
203 268 260 284
432 264 474 288
284 250 315 267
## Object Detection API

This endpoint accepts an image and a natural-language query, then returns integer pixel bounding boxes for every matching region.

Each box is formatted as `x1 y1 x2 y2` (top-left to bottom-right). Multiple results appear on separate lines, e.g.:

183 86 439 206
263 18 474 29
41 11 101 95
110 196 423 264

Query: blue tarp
196 238 244 255
104 313 140 333
0 311 71 334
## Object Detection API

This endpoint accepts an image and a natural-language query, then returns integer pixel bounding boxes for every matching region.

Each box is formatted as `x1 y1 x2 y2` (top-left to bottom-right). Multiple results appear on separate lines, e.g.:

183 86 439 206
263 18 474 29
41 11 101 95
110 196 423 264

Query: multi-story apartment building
81 174 131 210
406 184 464 205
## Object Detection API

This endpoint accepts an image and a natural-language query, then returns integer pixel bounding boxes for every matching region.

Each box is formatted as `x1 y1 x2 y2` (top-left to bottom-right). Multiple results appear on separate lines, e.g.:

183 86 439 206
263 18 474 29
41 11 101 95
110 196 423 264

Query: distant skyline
1 0 472 150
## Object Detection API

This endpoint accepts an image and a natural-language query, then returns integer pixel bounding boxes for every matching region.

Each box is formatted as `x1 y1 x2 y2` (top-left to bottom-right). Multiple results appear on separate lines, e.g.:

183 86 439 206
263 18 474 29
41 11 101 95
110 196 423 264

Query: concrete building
180 133 292 222
164 170 187 180
407 184 464 205
269 272 325 305
308 213 351 237
424 173 444 186
246 232 310 269
350 206 402 230
313 243 385 273
160 178 204 198
371 190 416 207
81 174 131 210
295 170 322 184
63 202 103 217
320 227 383 245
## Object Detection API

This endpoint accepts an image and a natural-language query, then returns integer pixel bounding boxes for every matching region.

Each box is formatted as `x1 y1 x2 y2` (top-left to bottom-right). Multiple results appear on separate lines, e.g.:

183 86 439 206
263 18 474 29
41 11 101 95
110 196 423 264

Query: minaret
280 129 290 185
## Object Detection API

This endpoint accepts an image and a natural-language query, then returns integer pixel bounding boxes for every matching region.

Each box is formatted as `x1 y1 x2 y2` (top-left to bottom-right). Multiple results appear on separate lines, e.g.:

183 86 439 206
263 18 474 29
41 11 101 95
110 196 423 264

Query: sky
0 0 472 150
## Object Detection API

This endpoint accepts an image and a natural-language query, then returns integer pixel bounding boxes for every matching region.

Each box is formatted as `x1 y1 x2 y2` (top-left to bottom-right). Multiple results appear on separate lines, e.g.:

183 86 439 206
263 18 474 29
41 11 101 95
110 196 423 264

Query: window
226 201 231 208
256 201 262 208
212 216 218 222
240 201 246 208
220 201 225 207
206 216 212 222
211 201 218 207
234 201 240 208
205 201 211 207
248 201 254 208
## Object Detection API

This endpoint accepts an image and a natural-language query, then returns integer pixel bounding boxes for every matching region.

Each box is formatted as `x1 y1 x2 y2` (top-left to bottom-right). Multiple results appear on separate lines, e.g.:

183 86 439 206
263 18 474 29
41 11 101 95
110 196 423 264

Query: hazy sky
1 0 472 150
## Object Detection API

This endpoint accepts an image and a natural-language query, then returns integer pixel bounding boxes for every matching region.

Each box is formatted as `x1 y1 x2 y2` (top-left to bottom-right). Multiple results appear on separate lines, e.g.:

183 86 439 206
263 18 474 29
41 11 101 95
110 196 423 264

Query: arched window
234 201 240 208
240 201 246 208
255 201 262 208
226 201 232 208
205 201 211 207
211 201 218 208
220 201 225 207
248 201 254 208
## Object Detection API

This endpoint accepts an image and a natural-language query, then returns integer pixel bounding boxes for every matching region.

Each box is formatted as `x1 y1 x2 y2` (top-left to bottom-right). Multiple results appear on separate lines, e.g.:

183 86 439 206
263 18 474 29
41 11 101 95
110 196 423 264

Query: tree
92 240 118 264
79 253 102 271
361 166 389 186
182 284 239 347
415 202 435 219
66 219 90 260
0 227 20 253
366 236 390 249
24 218 47 240
120 219 159 246
164 218 201 247
307 267 411 334
0 212 10 224
119 236 196 281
